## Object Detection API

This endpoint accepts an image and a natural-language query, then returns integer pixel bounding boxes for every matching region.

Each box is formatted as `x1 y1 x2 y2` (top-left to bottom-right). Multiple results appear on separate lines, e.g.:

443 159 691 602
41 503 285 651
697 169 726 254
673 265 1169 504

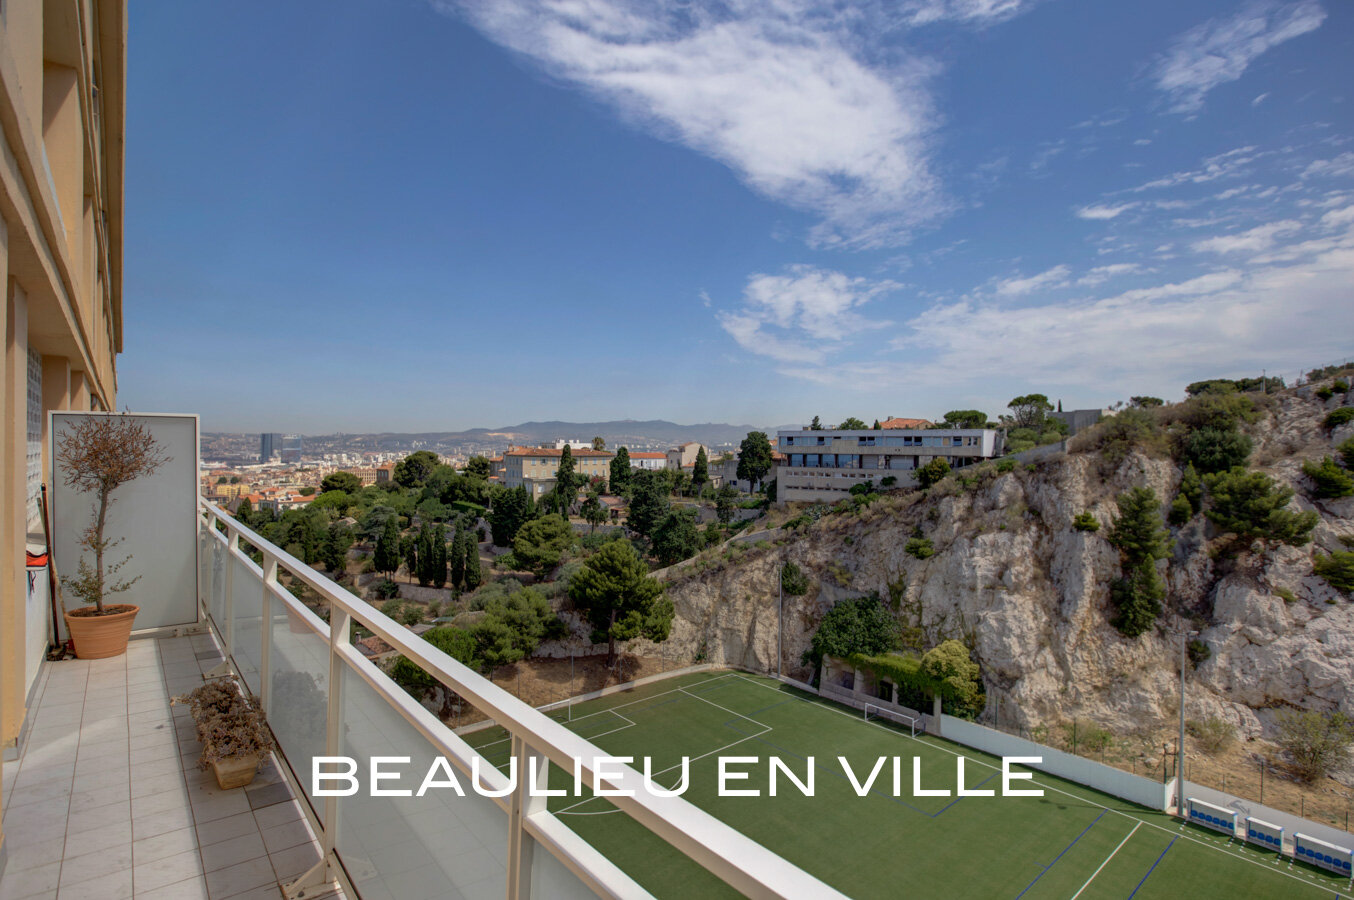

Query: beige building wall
0 0 127 861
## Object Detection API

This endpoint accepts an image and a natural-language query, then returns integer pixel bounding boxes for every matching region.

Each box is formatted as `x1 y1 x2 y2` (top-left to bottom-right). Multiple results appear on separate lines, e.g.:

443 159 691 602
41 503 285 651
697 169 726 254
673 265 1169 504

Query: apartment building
628 450 668 471
666 441 706 471
776 426 1004 503
0 0 126 862
502 445 614 499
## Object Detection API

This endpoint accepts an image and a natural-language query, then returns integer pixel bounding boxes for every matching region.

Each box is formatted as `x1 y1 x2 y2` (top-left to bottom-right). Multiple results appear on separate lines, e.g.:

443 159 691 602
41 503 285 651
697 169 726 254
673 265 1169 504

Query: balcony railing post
507 735 547 900
323 607 350 868
260 554 277 715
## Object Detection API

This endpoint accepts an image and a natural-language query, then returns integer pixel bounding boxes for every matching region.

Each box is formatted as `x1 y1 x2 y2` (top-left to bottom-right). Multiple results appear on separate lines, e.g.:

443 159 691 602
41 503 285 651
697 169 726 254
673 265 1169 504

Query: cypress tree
555 445 578 515
463 527 483 591
374 516 401 578
692 446 709 491
610 448 632 494
415 523 435 586
431 524 448 588
449 524 468 589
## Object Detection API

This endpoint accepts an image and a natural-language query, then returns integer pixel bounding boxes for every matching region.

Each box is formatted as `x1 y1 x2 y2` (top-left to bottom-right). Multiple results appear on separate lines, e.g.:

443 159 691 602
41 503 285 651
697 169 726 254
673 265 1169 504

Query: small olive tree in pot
57 414 169 658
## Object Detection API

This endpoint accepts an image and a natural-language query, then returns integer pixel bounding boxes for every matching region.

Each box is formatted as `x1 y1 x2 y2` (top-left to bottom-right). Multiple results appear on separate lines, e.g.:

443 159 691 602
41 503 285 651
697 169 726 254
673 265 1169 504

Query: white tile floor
1 634 343 900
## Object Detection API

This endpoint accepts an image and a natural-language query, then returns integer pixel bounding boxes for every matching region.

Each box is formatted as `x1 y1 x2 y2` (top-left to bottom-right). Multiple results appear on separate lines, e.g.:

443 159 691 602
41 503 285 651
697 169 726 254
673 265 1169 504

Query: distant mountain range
204 420 801 454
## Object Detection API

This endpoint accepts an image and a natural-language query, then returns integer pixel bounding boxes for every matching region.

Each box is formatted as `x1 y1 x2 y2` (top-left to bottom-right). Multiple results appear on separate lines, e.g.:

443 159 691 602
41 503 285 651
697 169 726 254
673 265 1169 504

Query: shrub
802 594 898 670
915 458 951 490
1314 551 1354 593
1187 638 1211 667
1204 468 1318 546
1324 407 1354 431
1179 463 1204 513
780 561 810 596
1187 717 1236 755
1275 708 1354 783
1275 586 1297 604
1316 386 1335 401
372 579 400 600
904 537 935 559
1061 719 1113 754
1079 407 1167 464
1336 380 1351 394
1302 456 1354 499
1181 427 1253 474
1072 512 1100 533
1339 437 1354 470
880 476 898 488
996 458 1017 473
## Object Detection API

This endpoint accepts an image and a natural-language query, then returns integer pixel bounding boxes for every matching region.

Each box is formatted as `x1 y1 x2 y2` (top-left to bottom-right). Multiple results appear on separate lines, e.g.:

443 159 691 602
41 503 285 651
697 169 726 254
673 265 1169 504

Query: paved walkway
1 634 341 900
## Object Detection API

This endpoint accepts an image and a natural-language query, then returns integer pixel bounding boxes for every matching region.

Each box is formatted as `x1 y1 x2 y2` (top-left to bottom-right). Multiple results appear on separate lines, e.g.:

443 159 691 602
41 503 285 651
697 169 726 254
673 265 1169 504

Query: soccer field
467 671 1351 899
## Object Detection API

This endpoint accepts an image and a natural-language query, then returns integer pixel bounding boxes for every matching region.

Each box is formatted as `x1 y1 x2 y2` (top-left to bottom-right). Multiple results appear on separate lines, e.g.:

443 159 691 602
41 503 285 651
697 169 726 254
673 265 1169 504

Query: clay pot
210 753 260 789
64 605 139 659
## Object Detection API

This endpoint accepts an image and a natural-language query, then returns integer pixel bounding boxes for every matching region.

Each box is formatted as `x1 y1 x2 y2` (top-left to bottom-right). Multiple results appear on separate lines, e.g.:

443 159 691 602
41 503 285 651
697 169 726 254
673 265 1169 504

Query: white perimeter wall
940 714 1171 811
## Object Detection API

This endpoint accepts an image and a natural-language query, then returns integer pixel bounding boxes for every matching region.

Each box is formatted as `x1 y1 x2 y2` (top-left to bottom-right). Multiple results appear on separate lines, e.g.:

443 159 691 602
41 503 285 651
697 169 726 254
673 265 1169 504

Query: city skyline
120 1 1353 432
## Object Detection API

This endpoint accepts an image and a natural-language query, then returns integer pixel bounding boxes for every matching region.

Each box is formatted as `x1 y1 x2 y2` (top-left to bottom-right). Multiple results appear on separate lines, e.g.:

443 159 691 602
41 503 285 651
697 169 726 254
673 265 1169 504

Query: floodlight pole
777 562 783 679
1178 631 1187 794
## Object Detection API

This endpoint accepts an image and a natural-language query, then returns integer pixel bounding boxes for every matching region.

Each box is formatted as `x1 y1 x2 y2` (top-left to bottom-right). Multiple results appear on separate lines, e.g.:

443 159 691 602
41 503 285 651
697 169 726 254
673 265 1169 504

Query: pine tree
1107 487 1170 637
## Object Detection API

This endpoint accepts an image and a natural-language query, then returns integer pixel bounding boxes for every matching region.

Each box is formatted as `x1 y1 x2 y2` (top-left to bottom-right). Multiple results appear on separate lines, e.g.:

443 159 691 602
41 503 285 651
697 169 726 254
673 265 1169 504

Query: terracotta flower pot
211 753 260 789
64 604 139 659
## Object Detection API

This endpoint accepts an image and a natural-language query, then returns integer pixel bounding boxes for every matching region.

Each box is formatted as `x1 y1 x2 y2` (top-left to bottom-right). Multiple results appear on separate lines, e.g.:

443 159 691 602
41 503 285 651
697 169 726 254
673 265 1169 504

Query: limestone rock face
657 388 1354 739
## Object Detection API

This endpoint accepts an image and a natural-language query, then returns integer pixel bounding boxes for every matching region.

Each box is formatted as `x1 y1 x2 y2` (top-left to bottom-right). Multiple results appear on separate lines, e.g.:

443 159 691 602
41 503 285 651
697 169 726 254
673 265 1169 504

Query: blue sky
120 0 1354 433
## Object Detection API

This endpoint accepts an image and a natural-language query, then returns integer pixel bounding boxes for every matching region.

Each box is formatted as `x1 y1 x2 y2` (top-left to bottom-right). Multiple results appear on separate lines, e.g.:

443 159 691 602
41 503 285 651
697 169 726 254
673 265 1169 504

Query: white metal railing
196 498 845 900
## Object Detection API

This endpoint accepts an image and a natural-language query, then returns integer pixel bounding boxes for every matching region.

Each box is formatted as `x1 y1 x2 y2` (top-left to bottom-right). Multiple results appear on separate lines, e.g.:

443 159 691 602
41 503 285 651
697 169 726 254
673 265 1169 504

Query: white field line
1070 821 1141 900
730 673 1344 898
555 682 774 817
471 672 737 752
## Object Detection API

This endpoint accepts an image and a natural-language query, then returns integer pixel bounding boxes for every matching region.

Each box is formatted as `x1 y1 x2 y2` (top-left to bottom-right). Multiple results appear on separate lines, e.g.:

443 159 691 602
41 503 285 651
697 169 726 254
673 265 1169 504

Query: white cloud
1133 138 1153 146
1320 204 1354 229
1302 152 1354 180
994 264 1070 296
716 265 897 362
438 1 1034 248
1128 146 1264 192
1077 263 1142 286
1152 1 1325 115
1076 202 1137 220
1252 92 1271 106
1192 220 1303 254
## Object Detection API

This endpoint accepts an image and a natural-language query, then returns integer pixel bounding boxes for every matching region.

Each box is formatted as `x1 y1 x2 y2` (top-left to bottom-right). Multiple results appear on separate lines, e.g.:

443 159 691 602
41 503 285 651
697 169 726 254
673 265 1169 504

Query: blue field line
1013 809 1107 900
1126 836 1178 899
932 772 999 817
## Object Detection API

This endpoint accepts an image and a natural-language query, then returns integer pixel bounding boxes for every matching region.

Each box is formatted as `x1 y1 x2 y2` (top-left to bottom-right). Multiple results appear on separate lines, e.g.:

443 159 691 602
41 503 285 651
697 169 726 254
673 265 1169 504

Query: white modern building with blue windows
775 426 1005 503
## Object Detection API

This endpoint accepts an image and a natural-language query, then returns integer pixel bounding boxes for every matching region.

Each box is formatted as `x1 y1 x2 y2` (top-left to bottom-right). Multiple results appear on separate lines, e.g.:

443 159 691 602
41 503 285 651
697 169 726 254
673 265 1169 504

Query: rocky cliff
643 384 1354 745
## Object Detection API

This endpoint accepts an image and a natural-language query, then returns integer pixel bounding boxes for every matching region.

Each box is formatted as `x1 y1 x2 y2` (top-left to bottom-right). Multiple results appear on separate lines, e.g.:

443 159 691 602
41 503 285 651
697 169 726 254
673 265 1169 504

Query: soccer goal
863 703 919 738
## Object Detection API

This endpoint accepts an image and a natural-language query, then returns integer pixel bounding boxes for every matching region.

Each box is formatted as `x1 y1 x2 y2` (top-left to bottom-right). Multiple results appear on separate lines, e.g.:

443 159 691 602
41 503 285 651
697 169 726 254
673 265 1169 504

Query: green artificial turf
466 671 1350 899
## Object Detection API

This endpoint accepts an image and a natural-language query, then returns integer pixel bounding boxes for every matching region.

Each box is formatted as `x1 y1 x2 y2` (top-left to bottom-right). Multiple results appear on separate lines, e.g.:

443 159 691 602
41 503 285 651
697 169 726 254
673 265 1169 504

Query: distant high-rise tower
281 434 303 464
260 433 282 463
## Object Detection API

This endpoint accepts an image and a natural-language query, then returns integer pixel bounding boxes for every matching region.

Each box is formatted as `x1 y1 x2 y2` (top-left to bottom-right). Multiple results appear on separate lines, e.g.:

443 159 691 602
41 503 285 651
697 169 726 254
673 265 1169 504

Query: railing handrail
198 497 846 900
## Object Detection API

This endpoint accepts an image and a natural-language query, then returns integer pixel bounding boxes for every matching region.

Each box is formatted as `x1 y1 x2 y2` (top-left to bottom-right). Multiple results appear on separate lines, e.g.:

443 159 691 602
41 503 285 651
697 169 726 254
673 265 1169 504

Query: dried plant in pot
178 680 273 789
57 414 170 658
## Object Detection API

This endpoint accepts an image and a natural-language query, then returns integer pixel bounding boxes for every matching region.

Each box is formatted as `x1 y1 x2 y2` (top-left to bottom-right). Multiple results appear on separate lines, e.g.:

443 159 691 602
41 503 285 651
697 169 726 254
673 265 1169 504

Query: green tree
463 528 483 591
1182 427 1253 474
552 445 579 515
1338 436 1354 471
872 419 881 430
651 509 701 566
359 505 399 541
1130 396 1164 408
942 410 988 429
1205 468 1318 546
692 446 709 492
1275 709 1354 783
489 485 535 547
1314 551 1354 594
1110 558 1165 638
609 448 632 494
310 489 355 517
736 431 774 491
1108 488 1171 565
915 458 951 490
803 595 898 670
838 417 868 430
389 626 480 719
625 469 670 538
414 523 435 586
471 587 559 676
592 436 605 451
512 514 573 578
715 484 738 524
393 450 440 489
810 416 823 431
581 491 608 533
1302 456 1354 499
463 456 492 479
401 534 418 584
320 471 362 495
1179 462 1204 514
321 522 353 575
234 497 253 525
430 523 448 589
568 540 672 665
1007 394 1053 429
921 640 984 715
449 525 468 589
374 516 401 578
